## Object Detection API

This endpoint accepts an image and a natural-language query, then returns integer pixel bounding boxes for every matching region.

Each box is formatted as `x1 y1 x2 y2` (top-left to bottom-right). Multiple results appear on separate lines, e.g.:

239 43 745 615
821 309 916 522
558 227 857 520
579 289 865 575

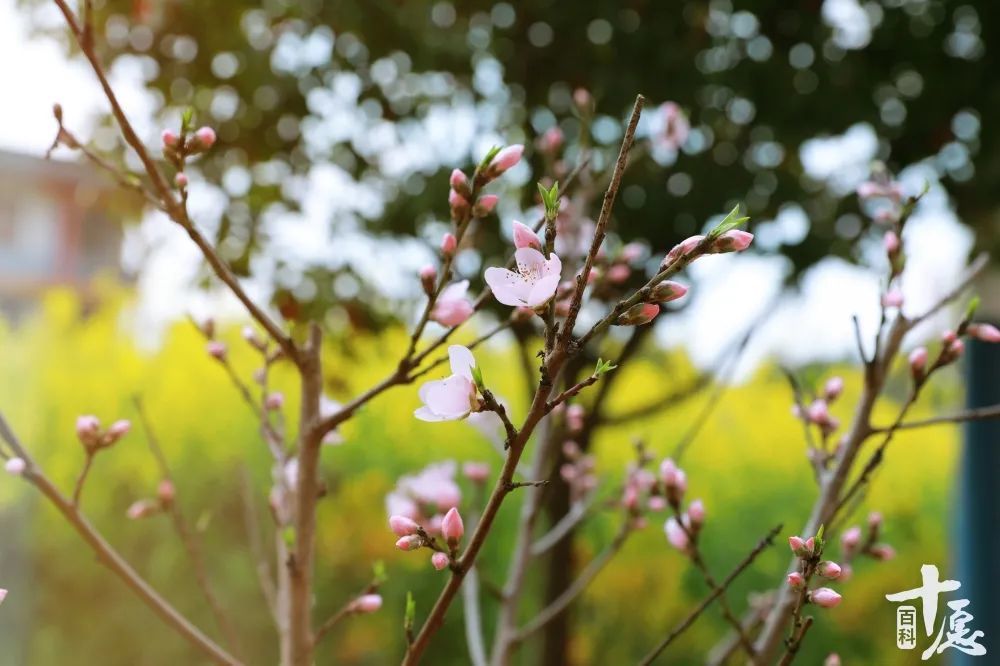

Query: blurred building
0 149 126 317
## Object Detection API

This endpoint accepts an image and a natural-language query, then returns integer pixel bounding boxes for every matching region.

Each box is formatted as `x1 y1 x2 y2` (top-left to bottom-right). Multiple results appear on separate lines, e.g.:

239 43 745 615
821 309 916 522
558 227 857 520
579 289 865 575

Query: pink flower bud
489 144 523 174
824 376 844 401
787 571 805 588
968 323 1000 343
206 341 227 360
431 551 449 571
441 233 457 256
615 303 660 326
449 168 469 194
687 499 706 525
76 415 101 447
419 264 437 295
883 231 900 254
868 511 882 528
573 88 592 109
157 479 175 504
660 459 687 503
126 498 159 520
161 129 179 147
818 561 842 580
662 235 705 268
351 594 383 614
869 543 896 561
824 654 841 666
709 229 754 253
540 126 564 153
942 329 957 344
462 462 490 483
5 457 26 475
841 526 862 552
105 419 131 444
389 515 421 536
174 172 188 187
448 187 468 212
265 392 284 410
474 194 499 216
649 281 688 303
441 507 464 545
909 346 928 376
882 288 904 309
789 535 815 558
664 517 690 552
648 496 667 511
395 535 423 551
807 400 831 425
512 221 542 251
194 126 216 149
566 404 585 432
809 587 843 608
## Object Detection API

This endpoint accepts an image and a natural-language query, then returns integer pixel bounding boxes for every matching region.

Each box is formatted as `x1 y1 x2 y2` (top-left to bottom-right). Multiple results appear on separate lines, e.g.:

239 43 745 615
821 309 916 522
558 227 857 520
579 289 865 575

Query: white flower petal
527 274 561 307
485 266 530 306
448 345 476 380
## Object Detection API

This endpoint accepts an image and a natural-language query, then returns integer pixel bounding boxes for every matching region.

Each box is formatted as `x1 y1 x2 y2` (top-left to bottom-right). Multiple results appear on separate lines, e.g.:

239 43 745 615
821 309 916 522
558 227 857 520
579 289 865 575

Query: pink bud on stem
488 144 524 177
265 392 285 411
818 560 842 579
161 129 179 148
395 535 423 551
687 499 706 526
909 346 928 379
194 126 216 150
431 552 449 571
4 457 26 476
809 587 843 608
419 265 437 296
512 221 542 251
823 376 844 401
389 515 421 536
649 281 688 303
787 571 805 588
615 303 660 326
449 168 471 198
174 172 188 188
462 462 490 483
968 323 1000 343
473 194 499 216
350 594 383 614
206 341 227 361
709 230 754 253
76 415 101 448
441 507 464 547
440 233 457 257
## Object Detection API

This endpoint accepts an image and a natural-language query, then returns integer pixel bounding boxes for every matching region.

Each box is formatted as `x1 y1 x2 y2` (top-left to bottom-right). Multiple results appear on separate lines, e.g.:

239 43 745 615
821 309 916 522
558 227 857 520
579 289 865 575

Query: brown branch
870 402 1000 432
0 414 241 666
71 451 95 508
639 524 782 665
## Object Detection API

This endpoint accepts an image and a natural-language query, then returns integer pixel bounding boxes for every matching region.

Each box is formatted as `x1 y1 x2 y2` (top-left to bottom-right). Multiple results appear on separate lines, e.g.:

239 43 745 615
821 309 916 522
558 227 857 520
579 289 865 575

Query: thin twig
0 414 241 666
639 524 782 665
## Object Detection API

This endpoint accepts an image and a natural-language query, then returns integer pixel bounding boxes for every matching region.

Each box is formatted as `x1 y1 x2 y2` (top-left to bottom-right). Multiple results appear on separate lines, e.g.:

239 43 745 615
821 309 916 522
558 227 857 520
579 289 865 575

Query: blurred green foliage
0 287 968 664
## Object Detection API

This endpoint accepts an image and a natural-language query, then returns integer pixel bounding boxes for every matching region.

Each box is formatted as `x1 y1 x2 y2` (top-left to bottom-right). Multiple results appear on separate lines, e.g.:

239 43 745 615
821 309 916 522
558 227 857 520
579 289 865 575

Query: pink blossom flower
658 102 690 151
787 571 805 588
194 126 216 149
430 281 475 327
882 288 904 309
441 507 464 545
664 517 690 552
76 415 101 447
350 594 383 614
389 515 421 537
968 323 1000 343
431 552 449 571
511 221 542 251
810 587 843 608
415 346 479 422
818 561 842 579
5 457 25 475
488 144 524 175
485 248 562 308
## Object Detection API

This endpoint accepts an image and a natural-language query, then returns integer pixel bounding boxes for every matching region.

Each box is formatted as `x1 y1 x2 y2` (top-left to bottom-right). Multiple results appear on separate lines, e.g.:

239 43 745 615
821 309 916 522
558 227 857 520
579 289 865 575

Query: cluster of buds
664 499 705 554
793 376 844 438
909 321 1000 384
787 531 844 609
659 227 754 273
390 507 463 572
559 440 597 502
162 124 216 188
76 415 131 453
126 479 176 520
839 511 895 577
